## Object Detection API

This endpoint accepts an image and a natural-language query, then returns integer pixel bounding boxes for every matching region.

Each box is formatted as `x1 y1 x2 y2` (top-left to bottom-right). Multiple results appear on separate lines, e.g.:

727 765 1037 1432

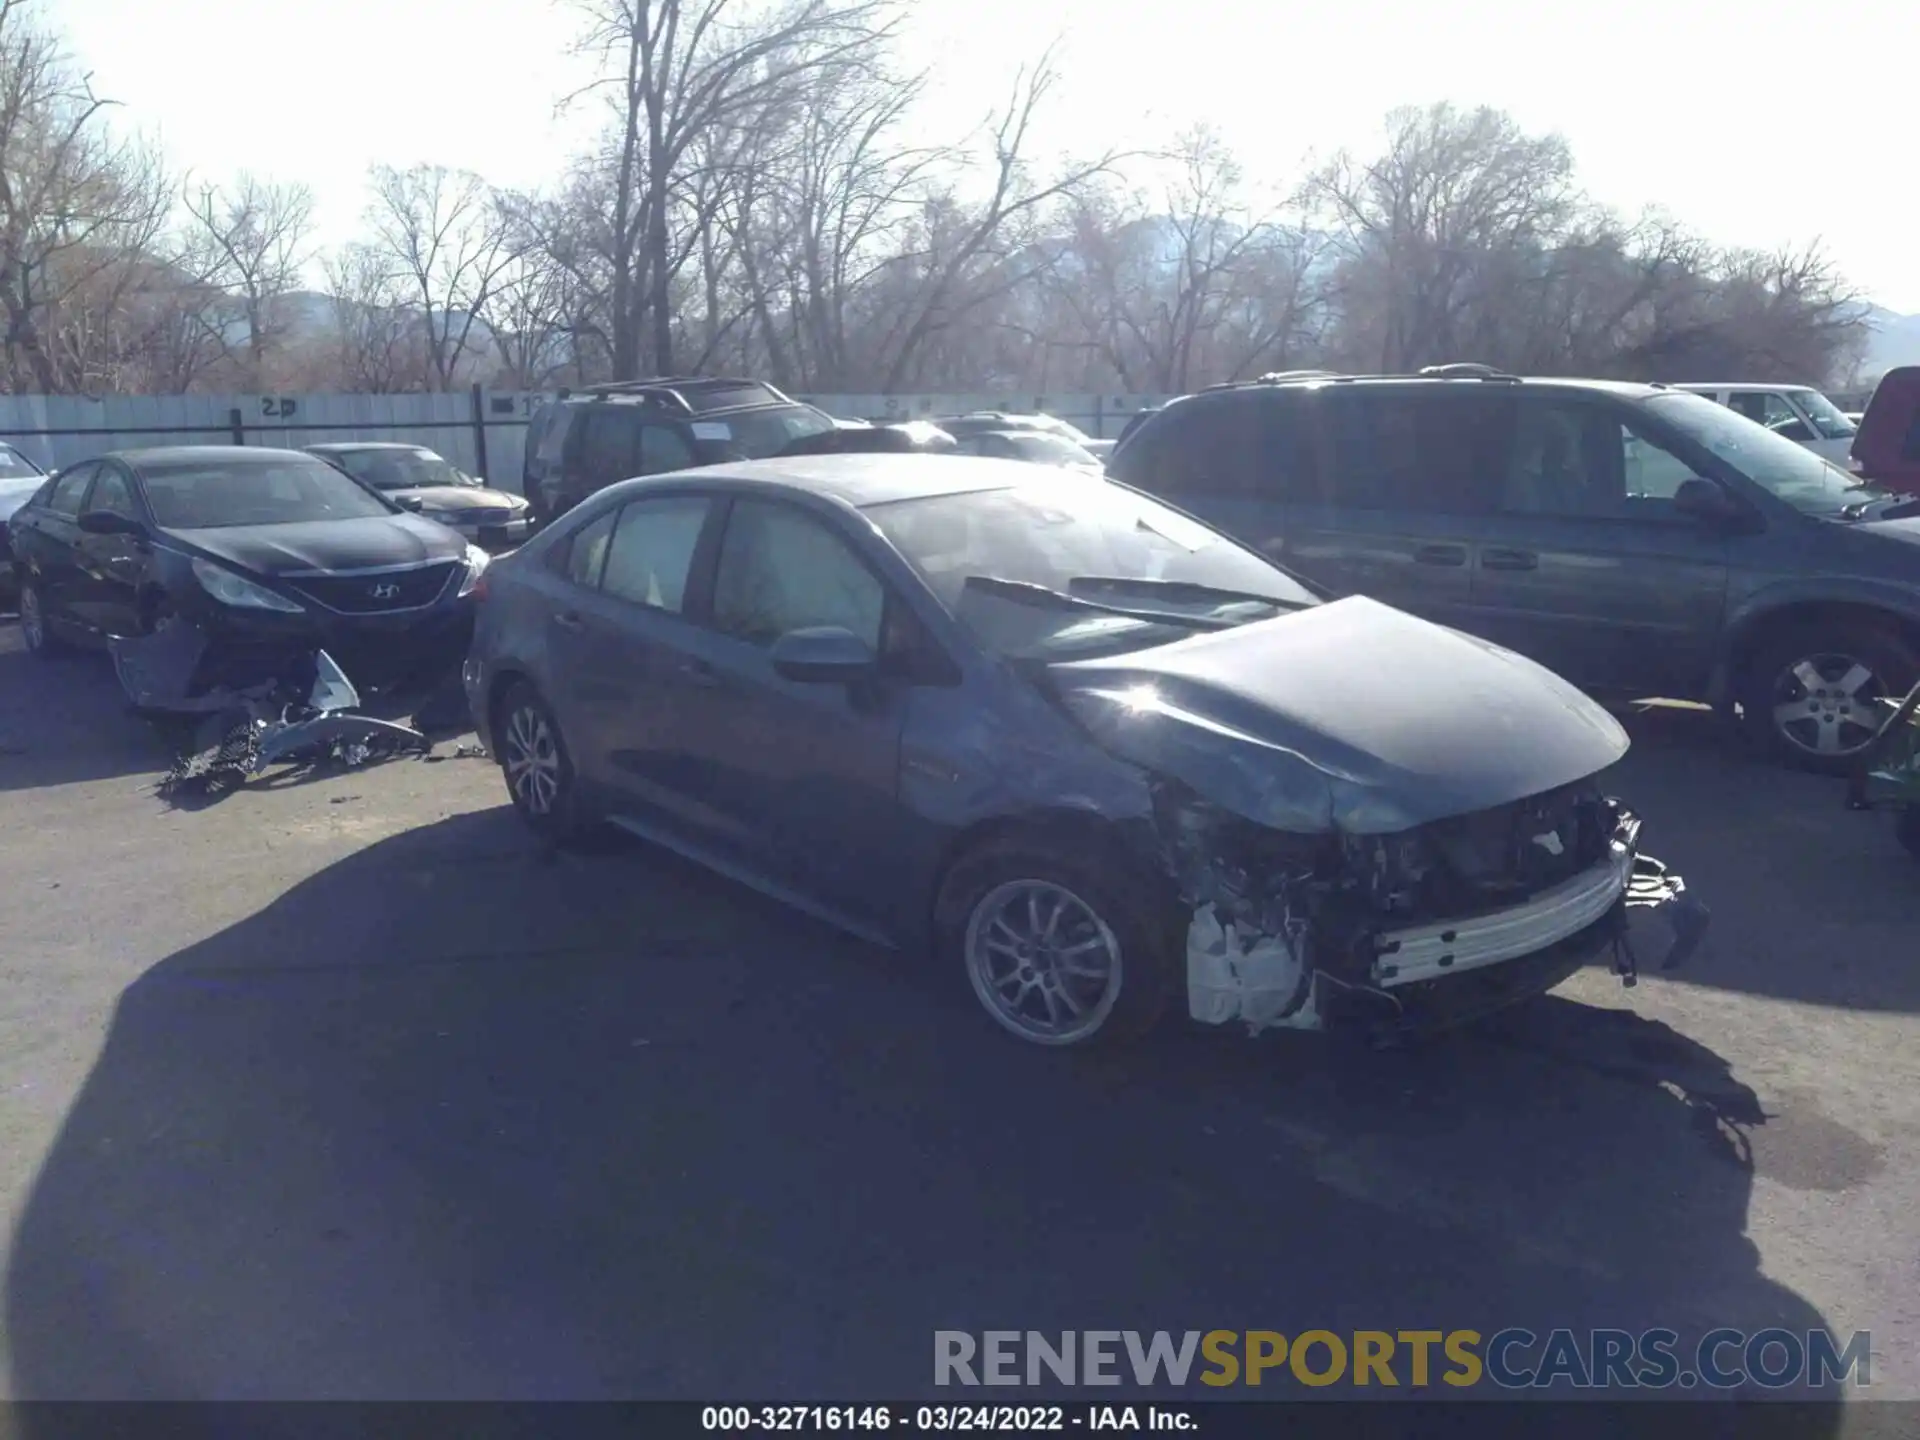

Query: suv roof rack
562 376 799 415
1203 369 1345 392
1416 362 1520 382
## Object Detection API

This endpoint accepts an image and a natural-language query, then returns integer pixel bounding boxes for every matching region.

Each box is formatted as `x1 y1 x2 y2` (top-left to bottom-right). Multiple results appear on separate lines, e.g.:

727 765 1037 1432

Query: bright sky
52 0 1920 312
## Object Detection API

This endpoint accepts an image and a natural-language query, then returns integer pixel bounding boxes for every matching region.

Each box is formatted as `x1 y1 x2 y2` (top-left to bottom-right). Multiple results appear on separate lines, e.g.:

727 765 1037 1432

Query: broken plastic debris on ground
109 619 433 802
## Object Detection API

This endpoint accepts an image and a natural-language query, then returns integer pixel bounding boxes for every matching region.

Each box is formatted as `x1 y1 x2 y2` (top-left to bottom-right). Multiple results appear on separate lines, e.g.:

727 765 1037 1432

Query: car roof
1673 382 1821 392
96 445 320 469
634 454 1038 509
1187 375 1670 401
306 442 433 454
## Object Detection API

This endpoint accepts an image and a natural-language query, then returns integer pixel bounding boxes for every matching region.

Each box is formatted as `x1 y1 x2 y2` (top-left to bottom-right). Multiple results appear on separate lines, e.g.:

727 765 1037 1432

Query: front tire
17 577 72 658
494 681 592 845
1739 623 1917 775
935 836 1178 1047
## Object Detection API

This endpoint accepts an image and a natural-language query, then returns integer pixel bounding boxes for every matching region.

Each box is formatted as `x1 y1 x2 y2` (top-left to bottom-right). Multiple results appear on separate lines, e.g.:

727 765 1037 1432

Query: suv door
561 406 643 511
70 462 150 636
667 496 907 929
1463 392 1731 695
1296 385 1508 627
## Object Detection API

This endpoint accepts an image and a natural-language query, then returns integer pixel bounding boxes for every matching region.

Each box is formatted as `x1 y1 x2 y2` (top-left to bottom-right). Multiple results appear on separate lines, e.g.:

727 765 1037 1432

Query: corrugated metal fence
0 390 1174 496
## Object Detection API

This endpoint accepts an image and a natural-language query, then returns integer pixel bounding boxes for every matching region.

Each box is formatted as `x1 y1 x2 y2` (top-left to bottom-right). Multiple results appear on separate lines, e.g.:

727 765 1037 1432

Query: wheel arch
1723 598 1920 695
926 805 1168 941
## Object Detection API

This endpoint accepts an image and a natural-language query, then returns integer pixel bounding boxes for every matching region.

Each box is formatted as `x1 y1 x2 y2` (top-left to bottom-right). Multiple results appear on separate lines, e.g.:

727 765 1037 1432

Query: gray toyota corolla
464 456 1704 1047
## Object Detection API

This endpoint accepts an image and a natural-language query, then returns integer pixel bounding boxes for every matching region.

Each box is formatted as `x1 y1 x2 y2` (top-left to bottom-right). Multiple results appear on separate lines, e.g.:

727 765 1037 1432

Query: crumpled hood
391 485 524 516
1048 595 1628 834
165 513 467 577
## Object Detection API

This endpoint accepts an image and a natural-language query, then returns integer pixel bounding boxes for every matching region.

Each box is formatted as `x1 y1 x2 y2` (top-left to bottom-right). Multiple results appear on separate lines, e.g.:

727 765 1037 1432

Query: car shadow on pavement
4 810 1845 1420
1606 702 1920 1012
0 636 172 794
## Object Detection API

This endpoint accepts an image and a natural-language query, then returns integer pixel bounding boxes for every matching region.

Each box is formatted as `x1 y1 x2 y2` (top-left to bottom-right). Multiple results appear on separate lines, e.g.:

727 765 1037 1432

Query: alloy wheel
964 879 1123 1045
502 703 562 815
1769 652 1889 759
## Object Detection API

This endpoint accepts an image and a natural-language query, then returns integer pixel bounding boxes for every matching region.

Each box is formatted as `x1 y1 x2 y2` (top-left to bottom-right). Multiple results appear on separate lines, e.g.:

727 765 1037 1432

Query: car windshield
1023 415 1093 444
1791 388 1858 440
329 448 473 490
0 445 42 479
865 476 1320 659
691 404 837 461
1645 393 1890 516
141 456 400 529
1000 433 1100 466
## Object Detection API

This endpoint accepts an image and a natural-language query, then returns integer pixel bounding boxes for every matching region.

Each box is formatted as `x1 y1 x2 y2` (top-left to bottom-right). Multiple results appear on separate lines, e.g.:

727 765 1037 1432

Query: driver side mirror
78 510 144 537
1671 478 1745 524
769 626 877 684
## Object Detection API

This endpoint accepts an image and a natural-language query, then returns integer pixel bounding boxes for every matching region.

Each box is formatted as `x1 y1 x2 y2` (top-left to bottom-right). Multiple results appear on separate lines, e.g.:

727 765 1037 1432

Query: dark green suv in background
522 377 836 527
1107 368 1920 772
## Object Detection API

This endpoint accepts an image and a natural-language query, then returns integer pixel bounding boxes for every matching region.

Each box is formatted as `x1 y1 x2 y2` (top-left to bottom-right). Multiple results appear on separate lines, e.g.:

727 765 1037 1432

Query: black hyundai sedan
8 446 488 689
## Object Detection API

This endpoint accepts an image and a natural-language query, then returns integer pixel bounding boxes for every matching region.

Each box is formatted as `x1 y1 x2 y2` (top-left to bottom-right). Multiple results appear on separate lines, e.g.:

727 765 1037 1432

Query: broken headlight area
1153 779 1709 1040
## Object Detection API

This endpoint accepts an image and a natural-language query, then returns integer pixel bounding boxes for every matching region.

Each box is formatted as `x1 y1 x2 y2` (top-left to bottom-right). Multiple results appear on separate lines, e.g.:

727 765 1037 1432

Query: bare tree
179 172 314 389
865 44 1120 392
0 0 171 391
363 163 520 390
320 242 427 393
568 0 901 377
1309 103 1578 372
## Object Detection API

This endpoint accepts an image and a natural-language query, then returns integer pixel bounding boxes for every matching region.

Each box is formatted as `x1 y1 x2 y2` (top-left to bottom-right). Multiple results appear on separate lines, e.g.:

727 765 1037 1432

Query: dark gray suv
1107 370 1920 772
522 377 836 527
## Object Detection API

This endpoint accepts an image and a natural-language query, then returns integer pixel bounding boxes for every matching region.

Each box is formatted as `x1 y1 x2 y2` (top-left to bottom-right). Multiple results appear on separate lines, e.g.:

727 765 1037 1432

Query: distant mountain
1862 306 1920 379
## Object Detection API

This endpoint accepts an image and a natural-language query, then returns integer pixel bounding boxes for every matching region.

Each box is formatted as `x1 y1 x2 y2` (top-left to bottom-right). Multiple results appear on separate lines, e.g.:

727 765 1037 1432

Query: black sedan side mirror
770 626 877 683
78 510 144 537
1672 478 1744 524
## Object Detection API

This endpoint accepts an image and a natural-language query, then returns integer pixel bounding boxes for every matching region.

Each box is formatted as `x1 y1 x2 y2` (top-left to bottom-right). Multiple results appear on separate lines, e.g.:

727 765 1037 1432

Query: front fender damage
1151 779 1710 1041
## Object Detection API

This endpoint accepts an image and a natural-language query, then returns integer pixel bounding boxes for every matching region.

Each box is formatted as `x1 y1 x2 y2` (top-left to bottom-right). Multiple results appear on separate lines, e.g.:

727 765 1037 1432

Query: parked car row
7 422 1704 1052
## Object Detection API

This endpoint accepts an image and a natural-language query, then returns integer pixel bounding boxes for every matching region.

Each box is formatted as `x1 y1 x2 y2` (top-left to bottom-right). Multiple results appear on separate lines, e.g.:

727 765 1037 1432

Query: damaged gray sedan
466 456 1705 1047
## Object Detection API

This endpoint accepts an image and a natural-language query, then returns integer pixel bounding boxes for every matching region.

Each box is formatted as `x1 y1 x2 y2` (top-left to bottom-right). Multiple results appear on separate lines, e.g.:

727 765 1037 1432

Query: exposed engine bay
1153 777 1710 1039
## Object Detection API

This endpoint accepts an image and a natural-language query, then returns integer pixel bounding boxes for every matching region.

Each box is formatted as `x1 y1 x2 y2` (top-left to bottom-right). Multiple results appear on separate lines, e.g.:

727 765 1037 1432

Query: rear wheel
18 577 72 658
935 836 1178 1048
494 681 592 845
1739 622 1917 775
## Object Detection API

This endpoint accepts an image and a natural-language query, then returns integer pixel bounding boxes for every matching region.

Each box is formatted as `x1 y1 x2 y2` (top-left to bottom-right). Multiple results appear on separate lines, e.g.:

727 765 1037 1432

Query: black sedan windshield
330 449 472 490
865 477 1319 658
141 456 399 529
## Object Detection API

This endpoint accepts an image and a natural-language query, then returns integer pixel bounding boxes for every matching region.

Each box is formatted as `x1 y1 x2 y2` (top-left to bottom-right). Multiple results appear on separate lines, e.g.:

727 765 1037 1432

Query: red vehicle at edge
1852 366 1920 496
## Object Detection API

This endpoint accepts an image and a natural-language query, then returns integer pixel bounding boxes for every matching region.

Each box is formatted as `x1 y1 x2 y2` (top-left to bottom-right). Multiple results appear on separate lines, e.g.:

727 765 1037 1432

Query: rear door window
46 464 97 516
636 424 697 475
1319 389 1507 512
576 409 640 484
83 466 141 520
564 509 618 589
600 495 712 613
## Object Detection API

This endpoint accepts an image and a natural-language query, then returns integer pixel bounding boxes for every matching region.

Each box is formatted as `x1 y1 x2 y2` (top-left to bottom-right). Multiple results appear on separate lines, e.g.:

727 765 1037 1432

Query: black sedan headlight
191 558 305 613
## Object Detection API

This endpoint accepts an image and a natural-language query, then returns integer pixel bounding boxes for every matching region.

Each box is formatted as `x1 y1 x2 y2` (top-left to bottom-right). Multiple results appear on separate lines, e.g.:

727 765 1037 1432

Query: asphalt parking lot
2 616 1918 1415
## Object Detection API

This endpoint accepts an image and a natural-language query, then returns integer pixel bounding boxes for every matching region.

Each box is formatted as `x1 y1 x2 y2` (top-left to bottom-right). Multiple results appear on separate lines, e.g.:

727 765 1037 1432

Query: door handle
552 610 585 631
1481 549 1539 572
1412 543 1467 567
678 657 722 689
